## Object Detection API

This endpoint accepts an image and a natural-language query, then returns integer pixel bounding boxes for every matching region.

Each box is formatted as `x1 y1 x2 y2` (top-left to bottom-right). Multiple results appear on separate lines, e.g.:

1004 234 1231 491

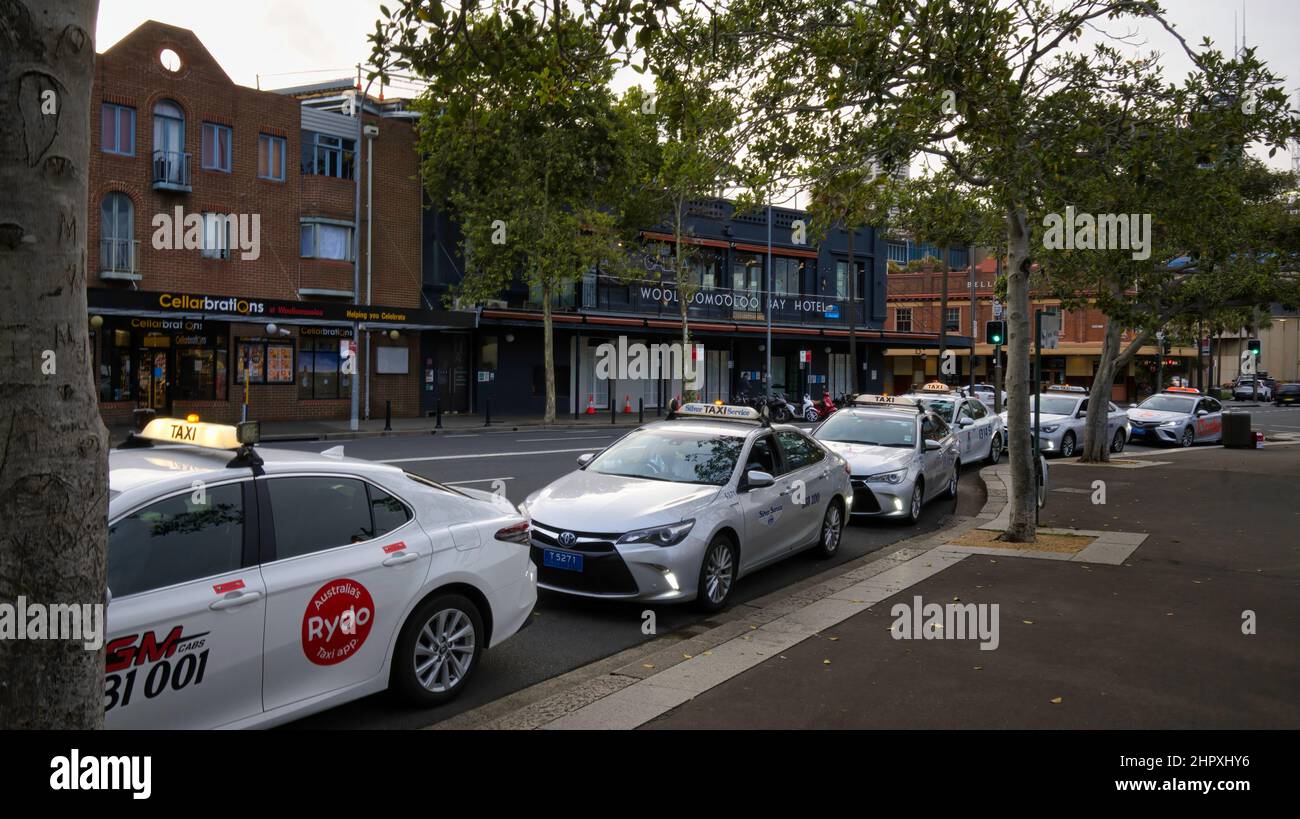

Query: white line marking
381 447 593 464
445 434 480 438
516 435 613 442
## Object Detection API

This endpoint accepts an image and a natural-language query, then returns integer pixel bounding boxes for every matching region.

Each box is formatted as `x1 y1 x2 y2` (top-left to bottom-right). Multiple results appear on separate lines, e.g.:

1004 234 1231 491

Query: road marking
446 477 514 485
516 435 614 442
445 434 480 438
381 447 594 464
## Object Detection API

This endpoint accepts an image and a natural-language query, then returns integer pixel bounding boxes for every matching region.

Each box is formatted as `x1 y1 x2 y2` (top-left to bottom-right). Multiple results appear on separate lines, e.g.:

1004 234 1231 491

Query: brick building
87 21 471 428
883 255 1199 401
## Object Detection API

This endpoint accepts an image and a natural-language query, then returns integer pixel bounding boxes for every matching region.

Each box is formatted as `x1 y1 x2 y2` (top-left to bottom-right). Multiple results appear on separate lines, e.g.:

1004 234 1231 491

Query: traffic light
1247 338 1261 357
985 320 1005 345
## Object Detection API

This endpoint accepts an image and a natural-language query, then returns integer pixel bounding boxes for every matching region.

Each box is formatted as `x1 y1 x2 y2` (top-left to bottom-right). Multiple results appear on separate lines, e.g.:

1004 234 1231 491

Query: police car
812 394 960 525
105 416 536 729
998 385 1130 457
908 382 1005 465
519 402 852 612
1127 387 1223 446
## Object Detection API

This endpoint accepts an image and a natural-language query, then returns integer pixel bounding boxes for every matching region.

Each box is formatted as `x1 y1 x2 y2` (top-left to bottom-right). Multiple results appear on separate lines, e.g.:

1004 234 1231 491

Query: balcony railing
152 150 191 191
100 238 140 280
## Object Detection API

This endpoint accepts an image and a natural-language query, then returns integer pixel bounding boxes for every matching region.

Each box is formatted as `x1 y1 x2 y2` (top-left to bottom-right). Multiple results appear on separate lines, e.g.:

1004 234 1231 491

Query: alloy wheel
704 541 734 604
413 608 476 693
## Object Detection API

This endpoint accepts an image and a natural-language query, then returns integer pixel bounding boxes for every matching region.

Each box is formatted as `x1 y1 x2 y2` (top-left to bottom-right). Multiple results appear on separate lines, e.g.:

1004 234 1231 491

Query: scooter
801 393 837 422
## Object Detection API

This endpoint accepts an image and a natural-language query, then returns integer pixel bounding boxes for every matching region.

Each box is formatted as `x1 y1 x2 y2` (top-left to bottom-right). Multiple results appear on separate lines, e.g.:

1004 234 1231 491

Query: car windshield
1138 395 1195 413
587 428 743 486
1280 384 1300 393
914 397 956 420
815 411 917 447
1032 396 1079 415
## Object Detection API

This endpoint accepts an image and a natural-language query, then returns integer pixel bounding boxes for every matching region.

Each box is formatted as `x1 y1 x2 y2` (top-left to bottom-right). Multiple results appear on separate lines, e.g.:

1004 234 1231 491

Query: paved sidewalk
639 444 1300 729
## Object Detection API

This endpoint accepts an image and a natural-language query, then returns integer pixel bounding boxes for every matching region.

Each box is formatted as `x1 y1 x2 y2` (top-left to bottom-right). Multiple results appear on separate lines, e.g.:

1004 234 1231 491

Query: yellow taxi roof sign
1163 386 1201 394
138 418 255 450
919 381 952 393
853 393 921 410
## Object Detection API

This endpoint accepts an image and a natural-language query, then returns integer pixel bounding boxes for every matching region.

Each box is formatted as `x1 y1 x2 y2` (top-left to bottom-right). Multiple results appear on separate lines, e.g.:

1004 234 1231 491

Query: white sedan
105 417 536 729
908 382 1005 465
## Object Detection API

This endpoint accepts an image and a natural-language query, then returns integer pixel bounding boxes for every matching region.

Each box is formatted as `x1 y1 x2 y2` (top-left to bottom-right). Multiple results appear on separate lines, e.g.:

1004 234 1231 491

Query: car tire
904 481 923 524
695 534 737 612
1060 431 1076 458
1180 426 1195 447
945 462 959 499
989 434 1002 464
814 499 845 558
1110 428 1126 454
391 593 484 707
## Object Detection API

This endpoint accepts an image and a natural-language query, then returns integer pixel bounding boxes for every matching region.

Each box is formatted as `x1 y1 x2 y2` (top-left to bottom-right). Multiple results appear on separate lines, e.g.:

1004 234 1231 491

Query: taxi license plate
543 549 583 572
1130 427 1146 436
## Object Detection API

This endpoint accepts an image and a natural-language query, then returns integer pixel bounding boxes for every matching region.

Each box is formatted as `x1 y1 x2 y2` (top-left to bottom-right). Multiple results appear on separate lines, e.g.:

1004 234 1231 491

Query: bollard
611 397 616 424
484 399 491 427
435 399 443 429
384 400 392 432
639 397 644 425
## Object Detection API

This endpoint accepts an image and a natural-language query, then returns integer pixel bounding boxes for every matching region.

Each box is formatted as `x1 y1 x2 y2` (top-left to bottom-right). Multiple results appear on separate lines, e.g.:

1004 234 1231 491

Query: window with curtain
101 103 135 155
201 123 231 171
152 100 185 183
202 213 230 259
258 134 285 180
300 222 353 261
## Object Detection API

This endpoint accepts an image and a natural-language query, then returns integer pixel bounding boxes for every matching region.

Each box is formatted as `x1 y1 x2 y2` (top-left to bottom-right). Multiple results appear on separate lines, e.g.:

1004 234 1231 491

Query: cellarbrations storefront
88 288 477 428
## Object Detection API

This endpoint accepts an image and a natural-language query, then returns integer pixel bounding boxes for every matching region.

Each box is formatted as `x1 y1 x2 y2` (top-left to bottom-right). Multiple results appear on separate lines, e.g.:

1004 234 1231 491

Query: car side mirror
745 469 775 489
105 587 113 608
925 440 942 451
1196 409 1207 417
959 417 975 427
576 453 594 467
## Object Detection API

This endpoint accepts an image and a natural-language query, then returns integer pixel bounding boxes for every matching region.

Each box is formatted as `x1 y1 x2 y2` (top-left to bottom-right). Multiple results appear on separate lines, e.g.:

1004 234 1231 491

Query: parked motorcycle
801 393 837 422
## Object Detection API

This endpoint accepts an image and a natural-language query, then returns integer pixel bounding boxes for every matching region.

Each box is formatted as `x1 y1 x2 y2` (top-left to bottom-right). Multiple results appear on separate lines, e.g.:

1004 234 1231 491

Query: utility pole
939 257 949 384
765 204 772 398
968 244 976 394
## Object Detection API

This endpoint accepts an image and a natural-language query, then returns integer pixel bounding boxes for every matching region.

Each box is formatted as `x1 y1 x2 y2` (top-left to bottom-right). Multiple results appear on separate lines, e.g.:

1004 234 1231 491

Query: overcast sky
98 0 1299 187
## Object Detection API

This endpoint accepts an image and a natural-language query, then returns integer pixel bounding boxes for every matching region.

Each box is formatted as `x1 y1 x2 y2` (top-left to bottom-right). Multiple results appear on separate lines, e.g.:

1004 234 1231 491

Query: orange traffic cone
585 394 596 415
623 395 632 414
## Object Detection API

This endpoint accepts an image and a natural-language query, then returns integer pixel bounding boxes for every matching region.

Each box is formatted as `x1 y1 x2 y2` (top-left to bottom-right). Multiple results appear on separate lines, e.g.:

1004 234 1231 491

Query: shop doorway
136 345 171 414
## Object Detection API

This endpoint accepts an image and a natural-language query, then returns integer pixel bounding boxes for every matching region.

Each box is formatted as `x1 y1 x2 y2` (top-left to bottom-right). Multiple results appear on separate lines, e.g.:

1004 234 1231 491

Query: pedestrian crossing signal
985 320 1005 345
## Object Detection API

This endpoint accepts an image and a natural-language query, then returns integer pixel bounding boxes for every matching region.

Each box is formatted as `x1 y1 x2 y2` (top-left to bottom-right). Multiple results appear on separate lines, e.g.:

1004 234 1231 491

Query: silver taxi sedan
1126 387 1223 446
908 381 1005 465
812 394 959 524
520 403 852 611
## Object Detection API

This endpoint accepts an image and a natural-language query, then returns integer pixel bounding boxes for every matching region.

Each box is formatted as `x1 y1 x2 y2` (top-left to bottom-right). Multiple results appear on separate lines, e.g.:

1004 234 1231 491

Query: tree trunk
1081 320 1123 462
542 283 555 423
0 0 106 728
1001 207 1036 542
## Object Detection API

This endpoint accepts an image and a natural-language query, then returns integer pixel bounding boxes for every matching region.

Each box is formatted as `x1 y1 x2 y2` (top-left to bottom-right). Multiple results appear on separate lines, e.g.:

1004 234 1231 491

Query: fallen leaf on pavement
1050 697 1063 704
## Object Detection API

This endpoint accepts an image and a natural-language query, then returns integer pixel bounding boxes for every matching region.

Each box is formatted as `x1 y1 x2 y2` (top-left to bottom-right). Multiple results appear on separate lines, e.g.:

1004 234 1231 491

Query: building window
895 308 913 332
201 123 232 172
297 338 352 399
886 242 908 264
300 221 353 261
301 131 355 179
948 246 969 269
101 103 135 156
835 259 865 300
772 257 802 296
258 134 285 181
99 328 135 402
235 339 294 386
152 99 186 183
100 192 134 273
945 307 961 332
201 213 231 259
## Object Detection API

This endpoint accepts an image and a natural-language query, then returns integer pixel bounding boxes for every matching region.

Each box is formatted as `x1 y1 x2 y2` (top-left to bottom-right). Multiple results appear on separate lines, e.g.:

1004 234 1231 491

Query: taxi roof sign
1162 386 1201 394
853 394 922 411
1046 384 1087 393
918 381 954 393
137 418 259 450
669 402 764 423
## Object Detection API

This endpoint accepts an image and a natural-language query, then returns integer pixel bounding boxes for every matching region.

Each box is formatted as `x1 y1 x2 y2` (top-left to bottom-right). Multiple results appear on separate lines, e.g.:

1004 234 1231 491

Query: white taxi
105 416 536 729
907 381 1005 465
1127 387 1224 446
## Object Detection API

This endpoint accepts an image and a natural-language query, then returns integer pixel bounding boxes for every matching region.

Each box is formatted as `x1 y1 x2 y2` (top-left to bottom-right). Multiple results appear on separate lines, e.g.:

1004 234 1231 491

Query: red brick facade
88 21 425 426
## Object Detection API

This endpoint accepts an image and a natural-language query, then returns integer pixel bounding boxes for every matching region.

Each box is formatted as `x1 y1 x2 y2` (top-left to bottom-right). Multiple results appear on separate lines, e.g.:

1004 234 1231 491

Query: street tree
0 0 107 728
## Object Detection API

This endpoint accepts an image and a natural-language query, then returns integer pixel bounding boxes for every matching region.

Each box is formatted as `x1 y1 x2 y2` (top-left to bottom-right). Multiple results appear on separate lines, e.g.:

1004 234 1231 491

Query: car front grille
529 520 619 553
849 479 881 514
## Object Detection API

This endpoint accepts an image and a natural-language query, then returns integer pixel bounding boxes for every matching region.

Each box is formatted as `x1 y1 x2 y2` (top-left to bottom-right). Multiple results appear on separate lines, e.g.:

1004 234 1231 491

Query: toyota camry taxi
1126 386 1223 446
519 402 852 611
812 394 959 525
105 416 536 729
998 385 1130 457
907 381 1005 465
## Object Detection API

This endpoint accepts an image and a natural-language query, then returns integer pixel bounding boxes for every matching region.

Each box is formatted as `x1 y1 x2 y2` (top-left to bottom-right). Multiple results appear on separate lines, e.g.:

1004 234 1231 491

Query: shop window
236 339 294 386
297 337 351 399
177 346 228 401
99 328 135 402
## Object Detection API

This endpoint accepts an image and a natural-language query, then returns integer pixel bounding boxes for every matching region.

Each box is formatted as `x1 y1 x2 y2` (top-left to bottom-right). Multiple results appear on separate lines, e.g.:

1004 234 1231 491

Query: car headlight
617 519 695 547
866 468 908 485
1040 424 1060 433
1160 420 1181 428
